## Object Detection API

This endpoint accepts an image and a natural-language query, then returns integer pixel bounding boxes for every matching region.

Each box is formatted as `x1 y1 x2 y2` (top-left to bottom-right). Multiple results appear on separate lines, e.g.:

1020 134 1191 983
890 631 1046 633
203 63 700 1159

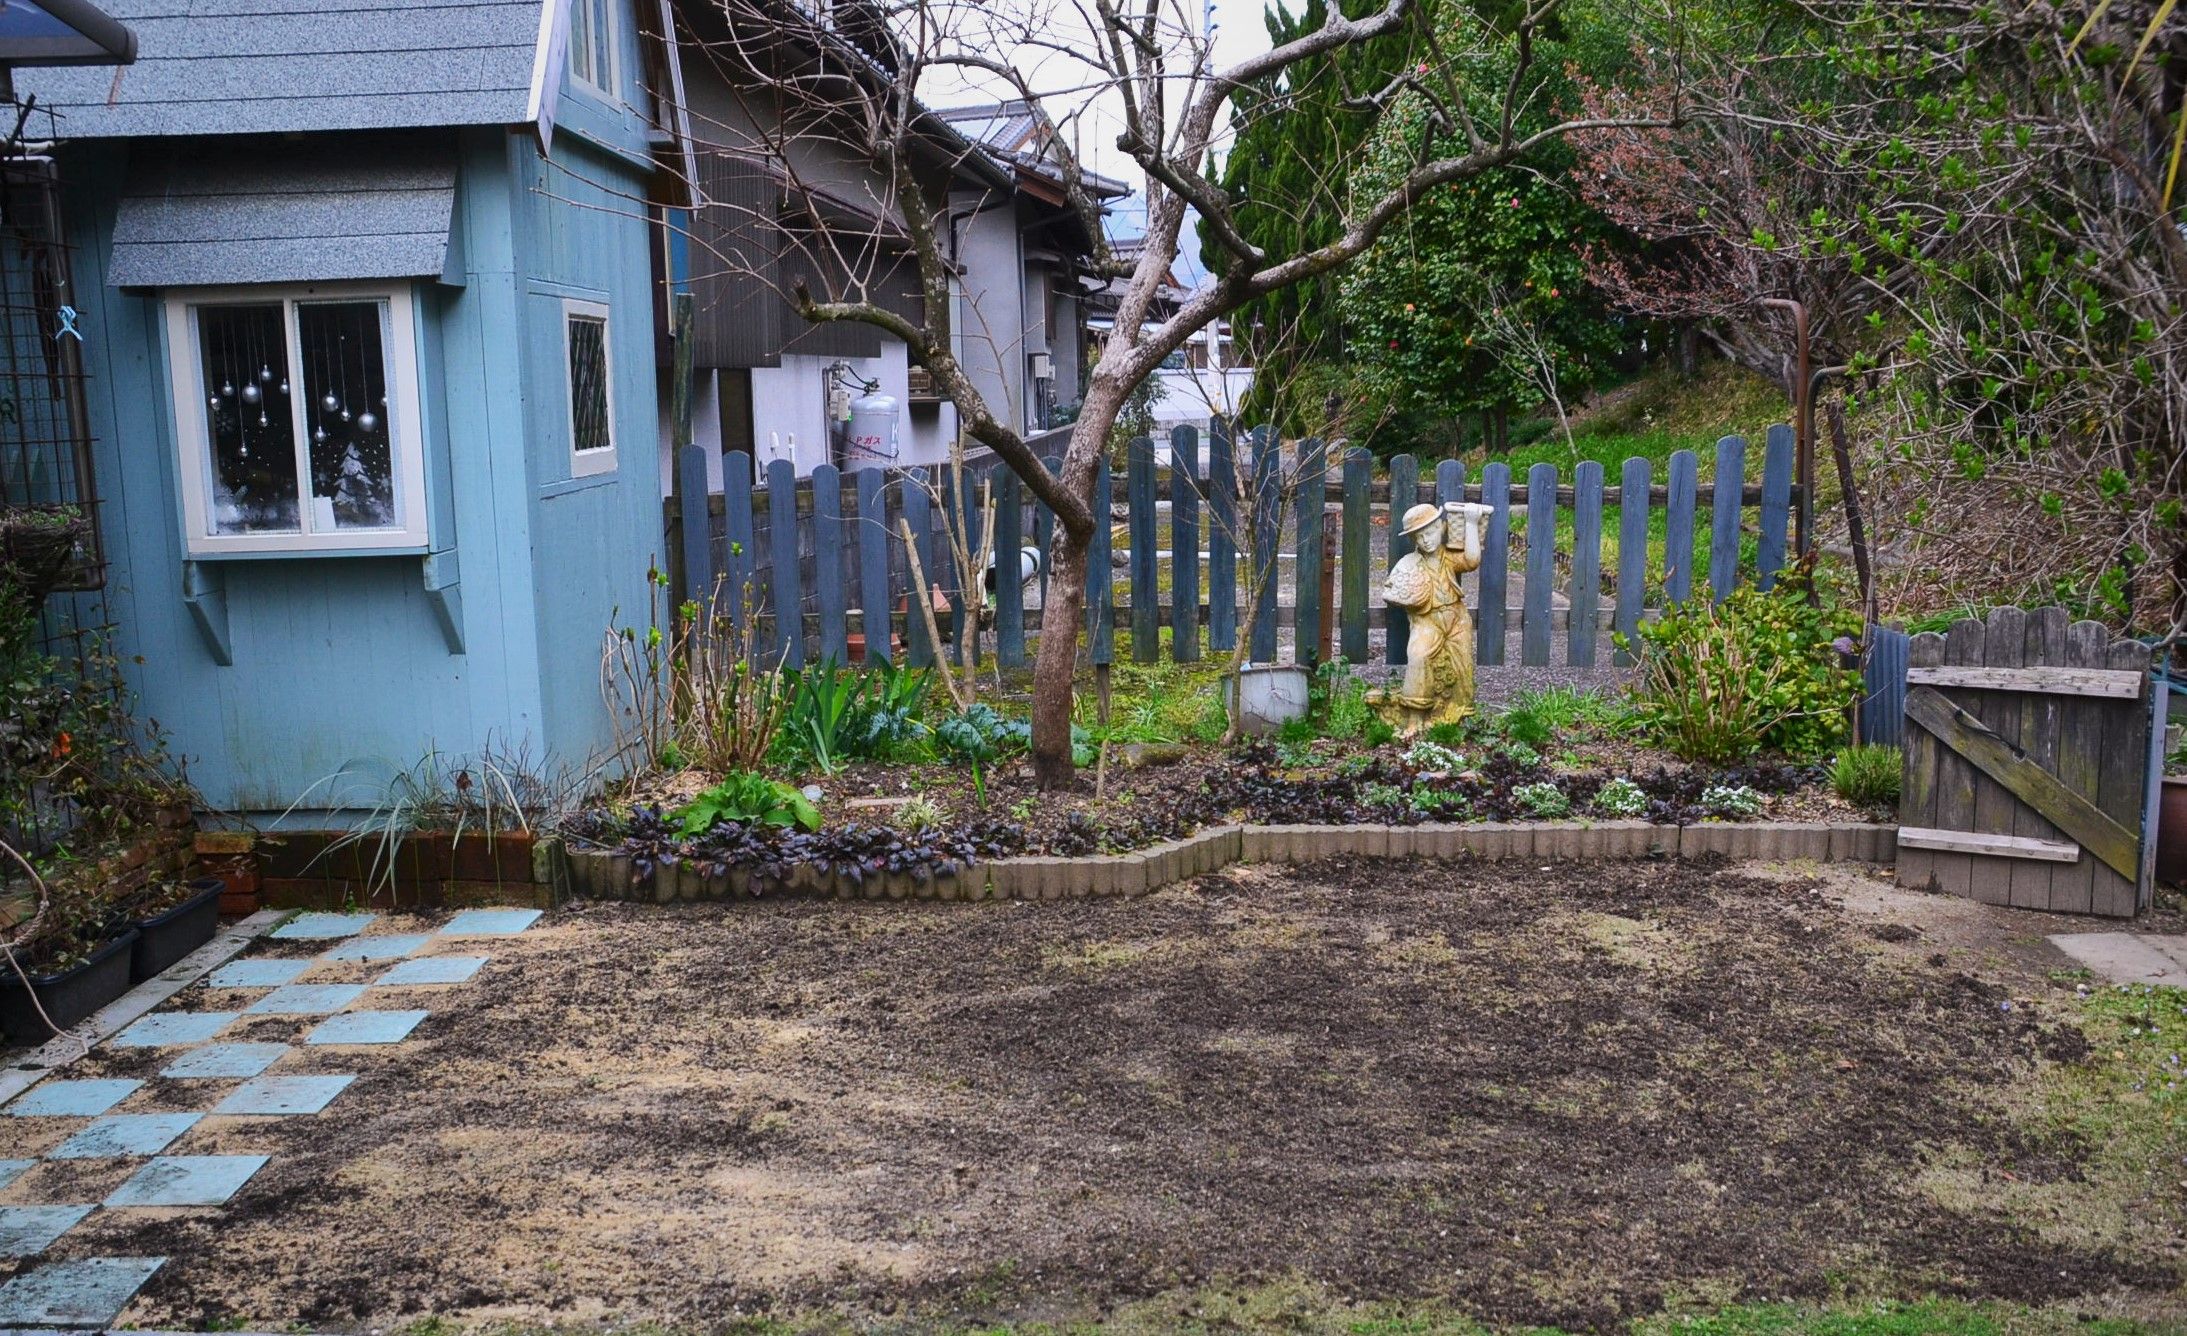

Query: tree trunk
1030 521 1088 789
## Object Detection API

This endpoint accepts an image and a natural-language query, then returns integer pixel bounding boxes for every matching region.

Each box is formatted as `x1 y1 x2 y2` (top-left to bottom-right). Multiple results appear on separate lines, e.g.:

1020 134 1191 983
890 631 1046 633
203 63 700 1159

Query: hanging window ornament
241 382 261 404
207 395 220 410
357 409 379 433
221 379 235 397
278 379 289 396
258 411 269 428
258 364 274 384
340 407 352 422
313 426 328 443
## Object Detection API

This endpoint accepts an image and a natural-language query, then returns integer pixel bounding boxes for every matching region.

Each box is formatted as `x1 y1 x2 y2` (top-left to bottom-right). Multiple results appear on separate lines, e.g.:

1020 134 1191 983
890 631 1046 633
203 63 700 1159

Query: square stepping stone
440 908 541 936
160 1042 290 1080
270 911 377 940
244 983 366 1016
322 933 431 962
111 1012 238 1047
0 1255 165 1325
306 1010 427 1046
375 956 487 986
50 1113 203 1160
212 1074 353 1116
0 1159 35 1190
7 1080 140 1118
0 1204 93 1257
105 1155 267 1207
207 958 311 989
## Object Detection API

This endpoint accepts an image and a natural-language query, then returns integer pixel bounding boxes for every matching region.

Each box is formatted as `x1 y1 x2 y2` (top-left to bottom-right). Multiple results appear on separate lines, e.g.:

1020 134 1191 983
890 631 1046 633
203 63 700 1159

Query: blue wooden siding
54 104 660 814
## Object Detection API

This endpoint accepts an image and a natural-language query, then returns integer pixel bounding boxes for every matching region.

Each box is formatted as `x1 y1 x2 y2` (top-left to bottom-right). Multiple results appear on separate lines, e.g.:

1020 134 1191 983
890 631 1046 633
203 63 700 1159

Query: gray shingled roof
108 138 457 286
14 0 545 138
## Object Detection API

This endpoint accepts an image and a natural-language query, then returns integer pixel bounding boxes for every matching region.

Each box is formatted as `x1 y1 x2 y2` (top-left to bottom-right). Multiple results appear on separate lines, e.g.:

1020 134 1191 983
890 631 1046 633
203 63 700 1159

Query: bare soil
10 860 2182 1333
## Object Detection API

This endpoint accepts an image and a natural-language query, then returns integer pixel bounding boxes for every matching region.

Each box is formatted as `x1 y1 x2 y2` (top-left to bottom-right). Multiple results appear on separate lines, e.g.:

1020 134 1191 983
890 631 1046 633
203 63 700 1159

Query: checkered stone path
0 906 536 1323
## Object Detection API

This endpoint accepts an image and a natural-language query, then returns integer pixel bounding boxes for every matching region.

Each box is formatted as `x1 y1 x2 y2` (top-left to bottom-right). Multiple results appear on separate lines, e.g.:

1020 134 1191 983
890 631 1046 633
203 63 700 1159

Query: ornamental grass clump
1621 566 1859 764
1830 744 1903 809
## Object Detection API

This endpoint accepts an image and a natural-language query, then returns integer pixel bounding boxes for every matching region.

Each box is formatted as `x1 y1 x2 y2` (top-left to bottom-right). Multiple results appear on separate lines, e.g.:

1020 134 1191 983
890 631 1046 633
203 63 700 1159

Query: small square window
568 0 617 95
164 284 427 556
565 299 616 477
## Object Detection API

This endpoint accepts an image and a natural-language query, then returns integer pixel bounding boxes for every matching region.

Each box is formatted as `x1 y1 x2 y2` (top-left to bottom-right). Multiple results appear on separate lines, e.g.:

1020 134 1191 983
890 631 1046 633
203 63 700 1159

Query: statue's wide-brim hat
1398 502 1441 537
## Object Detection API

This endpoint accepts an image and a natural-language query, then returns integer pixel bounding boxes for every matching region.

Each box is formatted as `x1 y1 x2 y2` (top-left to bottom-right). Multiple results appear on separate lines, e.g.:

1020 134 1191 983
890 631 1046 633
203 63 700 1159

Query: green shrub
934 703 1030 764
780 659 932 772
1315 659 1376 740
1422 720 1470 750
1622 568 1859 763
1593 776 1648 817
1511 781 1571 818
1831 744 1903 808
673 772 820 835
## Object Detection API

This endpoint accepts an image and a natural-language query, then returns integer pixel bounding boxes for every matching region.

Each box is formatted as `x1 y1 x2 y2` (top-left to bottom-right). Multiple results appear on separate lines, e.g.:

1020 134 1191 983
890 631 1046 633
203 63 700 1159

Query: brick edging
566 820 1895 905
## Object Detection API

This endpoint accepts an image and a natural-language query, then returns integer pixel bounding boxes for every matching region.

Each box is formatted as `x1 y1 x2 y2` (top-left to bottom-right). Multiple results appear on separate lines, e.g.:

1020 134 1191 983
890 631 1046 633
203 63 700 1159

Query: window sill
183 543 431 562
539 472 619 500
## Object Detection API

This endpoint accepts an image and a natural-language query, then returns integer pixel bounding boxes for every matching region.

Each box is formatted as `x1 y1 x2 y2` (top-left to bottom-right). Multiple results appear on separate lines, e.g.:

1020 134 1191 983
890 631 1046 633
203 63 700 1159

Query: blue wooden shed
17 0 678 817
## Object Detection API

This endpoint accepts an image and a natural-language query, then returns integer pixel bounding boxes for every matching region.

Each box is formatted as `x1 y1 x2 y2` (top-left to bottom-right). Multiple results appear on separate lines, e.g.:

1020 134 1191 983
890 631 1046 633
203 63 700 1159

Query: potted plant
0 505 89 602
123 876 224 983
0 884 140 1044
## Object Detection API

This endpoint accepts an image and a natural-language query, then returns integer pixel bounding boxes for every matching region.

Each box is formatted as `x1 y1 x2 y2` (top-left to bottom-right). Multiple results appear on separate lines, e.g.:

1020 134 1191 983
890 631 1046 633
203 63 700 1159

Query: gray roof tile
16 0 543 138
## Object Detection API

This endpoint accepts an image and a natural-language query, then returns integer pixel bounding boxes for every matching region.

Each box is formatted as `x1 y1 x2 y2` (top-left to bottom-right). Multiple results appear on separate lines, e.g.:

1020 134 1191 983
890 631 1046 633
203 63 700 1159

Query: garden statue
1368 500 1489 737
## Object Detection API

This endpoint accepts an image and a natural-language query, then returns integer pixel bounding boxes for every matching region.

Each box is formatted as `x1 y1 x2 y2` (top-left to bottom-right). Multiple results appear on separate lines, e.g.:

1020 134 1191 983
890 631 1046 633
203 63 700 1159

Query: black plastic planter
0 928 139 1045
129 878 224 984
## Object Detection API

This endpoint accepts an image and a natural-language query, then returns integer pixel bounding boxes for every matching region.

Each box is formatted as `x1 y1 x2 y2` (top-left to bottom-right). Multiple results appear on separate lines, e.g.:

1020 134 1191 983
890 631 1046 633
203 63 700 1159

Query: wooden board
1522 462 1555 667
1709 435 1744 604
1087 459 1114 667
1250 428 1278 664
1341 446 1371 665
1568 460 1603 667
1905 665 2145 697
1476 462 1510 666
1295 439 1327 667
1206 424 1236 654
901 477 934 669
723 450 754 625
1169 426 1199 664
1897 827 2081 861
2093 637 2152 914
1756 424 1794 590
1664 449 1697 605
812 464 846 663
1614 456 1649 666
1896 629 1945 893
1129 434 1159 663
1385 454 1415 667
2008 607 2066 909
856 467 892 666
767 456 803 669
1964 605 2026 905
1903 685 2142 882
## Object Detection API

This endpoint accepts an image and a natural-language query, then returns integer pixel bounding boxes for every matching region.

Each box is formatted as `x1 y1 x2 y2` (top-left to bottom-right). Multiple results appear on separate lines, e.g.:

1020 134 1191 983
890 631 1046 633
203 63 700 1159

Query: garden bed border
567 820 1898 905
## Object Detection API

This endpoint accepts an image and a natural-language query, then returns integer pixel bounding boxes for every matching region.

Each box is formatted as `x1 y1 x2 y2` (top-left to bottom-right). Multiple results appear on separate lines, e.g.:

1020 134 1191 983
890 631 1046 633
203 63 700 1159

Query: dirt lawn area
13 857 2187 1333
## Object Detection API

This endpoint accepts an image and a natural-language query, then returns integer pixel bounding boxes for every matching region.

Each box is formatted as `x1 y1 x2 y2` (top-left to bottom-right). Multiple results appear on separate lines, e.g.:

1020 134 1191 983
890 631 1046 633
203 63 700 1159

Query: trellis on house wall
0 124 104 614
666 422 1804 674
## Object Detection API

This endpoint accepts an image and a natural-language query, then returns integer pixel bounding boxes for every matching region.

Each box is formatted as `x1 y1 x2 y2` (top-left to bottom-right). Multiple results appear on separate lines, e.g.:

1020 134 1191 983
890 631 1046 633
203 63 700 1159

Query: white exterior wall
749 343 917 476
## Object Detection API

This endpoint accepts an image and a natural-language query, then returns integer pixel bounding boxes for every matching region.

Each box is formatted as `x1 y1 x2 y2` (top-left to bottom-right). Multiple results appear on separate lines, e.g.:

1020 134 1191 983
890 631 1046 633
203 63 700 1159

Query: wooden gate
1896 607 2165 917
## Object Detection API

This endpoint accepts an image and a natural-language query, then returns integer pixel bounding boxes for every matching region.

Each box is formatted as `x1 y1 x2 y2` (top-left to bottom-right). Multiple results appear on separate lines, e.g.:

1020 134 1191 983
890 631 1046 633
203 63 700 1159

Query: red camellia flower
50 732 71 759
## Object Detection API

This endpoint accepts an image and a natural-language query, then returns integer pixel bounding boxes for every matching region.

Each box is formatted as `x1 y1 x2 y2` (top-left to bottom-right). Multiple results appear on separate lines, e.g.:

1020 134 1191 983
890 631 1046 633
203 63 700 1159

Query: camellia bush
1623 566 1861 763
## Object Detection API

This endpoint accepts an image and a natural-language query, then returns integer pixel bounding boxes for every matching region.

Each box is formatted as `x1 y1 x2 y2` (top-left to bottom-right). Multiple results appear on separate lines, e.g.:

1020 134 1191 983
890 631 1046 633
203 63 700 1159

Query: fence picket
723 451 754 623
1251 427 1278 664
1386 454 1416 666
677 444 712 614
1522 462 1556 666
1171 426 1201 663
766 457 802 668
1088 459 1114 665
1710 435 1746 604
1208 421 1237 654
1614 456 1650 665
855 467 891 665
1341 447 1370 664
1665 448 1698 604
1757 424 1794 590
1570 460 1603 666
1129 434 1159 662
995 467 1024 667
812 464 846 663
901 477 933 669
1477 463 1510 666
1296 438 1327 667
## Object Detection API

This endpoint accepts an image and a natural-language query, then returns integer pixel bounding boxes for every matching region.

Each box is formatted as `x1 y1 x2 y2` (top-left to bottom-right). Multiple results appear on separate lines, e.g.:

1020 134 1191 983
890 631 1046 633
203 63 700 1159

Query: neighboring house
935 99 1126 439
1082 234 1254 450
17 0 677 817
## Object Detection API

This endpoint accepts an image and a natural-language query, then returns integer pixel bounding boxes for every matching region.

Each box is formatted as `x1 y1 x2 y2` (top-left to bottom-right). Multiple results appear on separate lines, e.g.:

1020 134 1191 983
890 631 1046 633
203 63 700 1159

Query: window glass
297 300 397 530
567 311 612 455
196 302 300 535
569 0 611 91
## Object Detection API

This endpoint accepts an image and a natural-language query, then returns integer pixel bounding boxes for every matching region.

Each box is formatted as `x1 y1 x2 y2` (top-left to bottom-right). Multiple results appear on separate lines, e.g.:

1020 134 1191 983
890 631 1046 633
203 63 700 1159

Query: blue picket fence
669 421 1807 674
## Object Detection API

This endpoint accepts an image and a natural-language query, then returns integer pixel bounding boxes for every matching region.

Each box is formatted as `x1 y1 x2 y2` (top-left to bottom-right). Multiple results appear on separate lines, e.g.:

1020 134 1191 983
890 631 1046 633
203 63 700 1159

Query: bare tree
671 0 1686 785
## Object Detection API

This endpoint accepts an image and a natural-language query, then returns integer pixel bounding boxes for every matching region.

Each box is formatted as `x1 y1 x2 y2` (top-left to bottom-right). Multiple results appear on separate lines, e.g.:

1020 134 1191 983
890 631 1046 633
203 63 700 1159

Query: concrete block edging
567 820 1893 904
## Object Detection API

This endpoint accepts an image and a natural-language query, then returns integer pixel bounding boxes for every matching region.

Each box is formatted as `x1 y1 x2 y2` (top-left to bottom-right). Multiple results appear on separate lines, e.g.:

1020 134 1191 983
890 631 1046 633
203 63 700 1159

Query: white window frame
567 0 618 98
563 297 618 478
163 282 429 557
